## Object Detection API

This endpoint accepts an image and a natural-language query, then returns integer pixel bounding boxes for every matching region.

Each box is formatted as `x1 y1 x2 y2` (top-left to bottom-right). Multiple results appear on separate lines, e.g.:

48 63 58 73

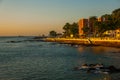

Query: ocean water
0 37 120 80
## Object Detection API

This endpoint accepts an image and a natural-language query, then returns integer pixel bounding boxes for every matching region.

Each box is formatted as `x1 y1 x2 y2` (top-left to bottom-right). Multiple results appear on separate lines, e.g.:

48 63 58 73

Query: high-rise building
78 17 106 36
78 19 89 35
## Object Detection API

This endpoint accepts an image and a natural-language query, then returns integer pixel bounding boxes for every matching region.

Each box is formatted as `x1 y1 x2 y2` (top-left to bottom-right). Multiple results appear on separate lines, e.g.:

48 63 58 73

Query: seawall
45 38 120 48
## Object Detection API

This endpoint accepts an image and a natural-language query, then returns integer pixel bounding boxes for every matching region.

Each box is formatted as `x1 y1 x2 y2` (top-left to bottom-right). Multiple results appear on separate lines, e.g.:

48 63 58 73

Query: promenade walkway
45 38 120 48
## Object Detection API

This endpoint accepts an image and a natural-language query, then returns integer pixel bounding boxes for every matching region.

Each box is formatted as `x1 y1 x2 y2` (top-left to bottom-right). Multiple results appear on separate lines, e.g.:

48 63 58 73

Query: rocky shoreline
45 38 120 48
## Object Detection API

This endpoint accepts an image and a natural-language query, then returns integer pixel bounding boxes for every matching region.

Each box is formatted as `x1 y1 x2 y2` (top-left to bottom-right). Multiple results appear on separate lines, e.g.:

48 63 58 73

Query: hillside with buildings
78 16 120 39
78 8 120 39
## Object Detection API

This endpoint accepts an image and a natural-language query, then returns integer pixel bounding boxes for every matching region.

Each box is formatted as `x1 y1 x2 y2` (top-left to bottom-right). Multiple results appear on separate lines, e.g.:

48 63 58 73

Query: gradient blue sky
0 0 120 36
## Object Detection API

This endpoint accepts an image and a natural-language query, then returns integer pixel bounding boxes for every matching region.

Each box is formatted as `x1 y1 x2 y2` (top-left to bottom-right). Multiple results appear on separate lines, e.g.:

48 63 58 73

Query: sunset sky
0 0 120 36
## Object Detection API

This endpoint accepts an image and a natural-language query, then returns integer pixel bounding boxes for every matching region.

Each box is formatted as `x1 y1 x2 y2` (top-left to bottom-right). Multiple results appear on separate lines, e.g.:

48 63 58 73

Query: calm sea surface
0 37 120 80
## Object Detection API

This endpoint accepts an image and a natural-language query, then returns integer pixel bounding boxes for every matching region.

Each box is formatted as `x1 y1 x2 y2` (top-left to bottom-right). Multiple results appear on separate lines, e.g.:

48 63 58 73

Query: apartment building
78 19 89 35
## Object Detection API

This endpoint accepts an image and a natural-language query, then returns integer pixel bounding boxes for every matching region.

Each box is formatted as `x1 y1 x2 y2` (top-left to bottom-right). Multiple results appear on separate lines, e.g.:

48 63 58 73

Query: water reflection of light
77 46 107 54
92 47 106 54
77 47 84 53
91 46 120 54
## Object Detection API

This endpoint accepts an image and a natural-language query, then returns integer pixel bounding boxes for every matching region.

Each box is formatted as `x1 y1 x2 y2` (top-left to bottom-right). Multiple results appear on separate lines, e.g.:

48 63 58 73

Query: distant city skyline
0 0 120 36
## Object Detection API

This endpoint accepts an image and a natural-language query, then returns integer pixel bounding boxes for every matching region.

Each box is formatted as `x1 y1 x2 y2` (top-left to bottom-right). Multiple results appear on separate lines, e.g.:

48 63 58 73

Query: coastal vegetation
49 23 79 38
62 22 79 38
49 30 57 37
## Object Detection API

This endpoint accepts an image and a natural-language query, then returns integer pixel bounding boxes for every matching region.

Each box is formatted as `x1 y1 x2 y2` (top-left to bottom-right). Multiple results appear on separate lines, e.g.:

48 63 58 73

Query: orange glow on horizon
0 23 63 36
